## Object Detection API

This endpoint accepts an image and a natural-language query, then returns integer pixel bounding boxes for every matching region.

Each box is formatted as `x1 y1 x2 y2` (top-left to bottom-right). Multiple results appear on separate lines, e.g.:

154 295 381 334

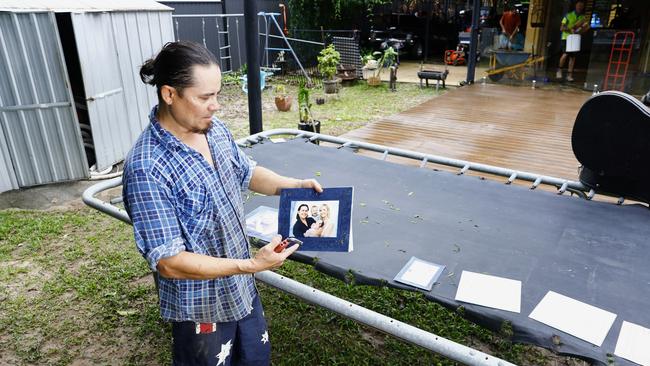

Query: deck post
244 0 263 134
466 0 481 84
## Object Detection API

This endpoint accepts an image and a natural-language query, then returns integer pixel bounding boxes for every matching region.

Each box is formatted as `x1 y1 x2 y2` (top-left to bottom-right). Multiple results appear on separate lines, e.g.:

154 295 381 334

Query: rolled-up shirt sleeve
231 140 257 191
123 169 186 272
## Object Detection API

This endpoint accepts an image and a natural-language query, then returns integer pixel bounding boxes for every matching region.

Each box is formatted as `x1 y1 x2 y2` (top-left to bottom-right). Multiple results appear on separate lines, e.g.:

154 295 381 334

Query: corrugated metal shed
0 1 174 192
0 12 88 190
0 0 171 12
70 11 174 169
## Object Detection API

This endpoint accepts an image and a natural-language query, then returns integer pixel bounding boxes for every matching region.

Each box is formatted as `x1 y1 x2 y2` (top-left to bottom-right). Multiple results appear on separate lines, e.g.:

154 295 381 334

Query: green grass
0 210 169 365
216 80 442 139
0 209 560 365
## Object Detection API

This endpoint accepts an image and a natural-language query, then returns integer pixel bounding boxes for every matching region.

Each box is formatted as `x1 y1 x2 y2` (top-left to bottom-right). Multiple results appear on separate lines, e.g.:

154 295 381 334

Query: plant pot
323 78 341 94
316 97 325 105
298 120 321 144
274 96 292 112
362 66 376 80
367 76 382 86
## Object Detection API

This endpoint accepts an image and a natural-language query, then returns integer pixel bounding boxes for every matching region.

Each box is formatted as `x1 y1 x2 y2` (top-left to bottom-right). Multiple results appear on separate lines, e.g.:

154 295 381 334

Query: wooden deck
342 84 591 181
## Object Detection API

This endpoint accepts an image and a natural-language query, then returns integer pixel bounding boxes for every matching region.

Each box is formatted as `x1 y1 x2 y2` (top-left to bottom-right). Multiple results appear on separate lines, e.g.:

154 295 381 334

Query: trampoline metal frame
83 177 515 366
83 128 610 366
243 129 613 201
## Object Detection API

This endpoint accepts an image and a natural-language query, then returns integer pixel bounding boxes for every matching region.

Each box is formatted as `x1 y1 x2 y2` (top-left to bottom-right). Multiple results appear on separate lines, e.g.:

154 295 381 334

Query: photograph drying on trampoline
290 200 339 238
279 187 354 252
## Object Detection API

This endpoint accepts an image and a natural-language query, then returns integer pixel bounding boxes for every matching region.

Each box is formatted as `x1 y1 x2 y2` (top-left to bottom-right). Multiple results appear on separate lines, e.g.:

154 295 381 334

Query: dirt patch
359 328 386 349
0 259 51 301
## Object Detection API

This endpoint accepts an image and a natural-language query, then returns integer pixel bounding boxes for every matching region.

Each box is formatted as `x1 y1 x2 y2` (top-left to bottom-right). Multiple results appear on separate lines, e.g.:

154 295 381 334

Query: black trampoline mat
243 138 650 365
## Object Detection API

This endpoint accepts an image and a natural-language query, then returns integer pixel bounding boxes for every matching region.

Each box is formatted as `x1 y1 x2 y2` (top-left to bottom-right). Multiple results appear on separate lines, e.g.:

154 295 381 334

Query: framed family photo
278 187 353 252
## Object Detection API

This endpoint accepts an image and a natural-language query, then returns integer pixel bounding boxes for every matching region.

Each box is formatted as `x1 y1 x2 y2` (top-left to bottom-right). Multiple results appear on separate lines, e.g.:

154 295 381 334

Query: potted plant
317 44 341 94
274 84 292 112
361 52 378 80
297 81 320 135
364 47 398 86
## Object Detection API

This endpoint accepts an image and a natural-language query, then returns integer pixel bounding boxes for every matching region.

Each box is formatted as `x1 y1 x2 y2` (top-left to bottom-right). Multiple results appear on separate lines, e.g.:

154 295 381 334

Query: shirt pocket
173 179 210 219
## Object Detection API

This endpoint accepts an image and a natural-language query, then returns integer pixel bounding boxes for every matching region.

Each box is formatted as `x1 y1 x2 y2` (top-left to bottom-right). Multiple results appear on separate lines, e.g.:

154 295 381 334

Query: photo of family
279 187 353 252
290 201 339 238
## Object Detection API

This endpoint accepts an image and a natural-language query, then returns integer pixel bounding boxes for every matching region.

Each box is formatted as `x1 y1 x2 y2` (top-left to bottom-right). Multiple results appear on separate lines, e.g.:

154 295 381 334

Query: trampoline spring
458 164 470 175
557 182 569 194
308 135 319 142
419 157 428 168
506 172 517 185
339 141 353 149
381 151 389 161
531 177 542 189
617 197 625 205
587 189 596 200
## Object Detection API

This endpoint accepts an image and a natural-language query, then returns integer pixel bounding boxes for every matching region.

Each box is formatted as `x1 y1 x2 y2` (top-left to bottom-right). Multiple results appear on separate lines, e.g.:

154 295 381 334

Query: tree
286 0 391 30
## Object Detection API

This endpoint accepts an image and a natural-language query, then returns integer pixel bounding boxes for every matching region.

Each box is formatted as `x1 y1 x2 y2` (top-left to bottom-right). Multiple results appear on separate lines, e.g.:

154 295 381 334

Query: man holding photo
123 41 322 365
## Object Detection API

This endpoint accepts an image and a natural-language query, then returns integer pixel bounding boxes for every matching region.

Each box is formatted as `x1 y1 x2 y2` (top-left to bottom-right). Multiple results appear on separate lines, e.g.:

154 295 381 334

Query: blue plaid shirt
123 106 257 323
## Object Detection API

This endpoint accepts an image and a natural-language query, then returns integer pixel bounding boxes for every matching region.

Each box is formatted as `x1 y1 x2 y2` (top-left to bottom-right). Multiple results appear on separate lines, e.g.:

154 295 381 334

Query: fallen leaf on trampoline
408 191 414 196
315 171 321 176
453 244 461 253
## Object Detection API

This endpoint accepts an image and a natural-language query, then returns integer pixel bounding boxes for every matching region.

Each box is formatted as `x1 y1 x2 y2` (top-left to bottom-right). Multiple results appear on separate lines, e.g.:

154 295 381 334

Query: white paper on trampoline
529 291 616 347
615 321 650 366
454 271 521 313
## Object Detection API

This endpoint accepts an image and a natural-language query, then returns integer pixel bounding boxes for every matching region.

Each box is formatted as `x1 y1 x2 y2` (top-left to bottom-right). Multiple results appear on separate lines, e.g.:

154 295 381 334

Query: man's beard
190 127 210 134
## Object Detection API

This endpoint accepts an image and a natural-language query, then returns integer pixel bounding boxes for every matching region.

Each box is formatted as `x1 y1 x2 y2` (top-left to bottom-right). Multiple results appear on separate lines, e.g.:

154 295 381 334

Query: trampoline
84 130 650 366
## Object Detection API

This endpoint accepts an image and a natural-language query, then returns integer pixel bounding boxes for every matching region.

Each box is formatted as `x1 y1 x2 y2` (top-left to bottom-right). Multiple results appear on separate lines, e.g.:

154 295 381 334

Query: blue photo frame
278 187 353 252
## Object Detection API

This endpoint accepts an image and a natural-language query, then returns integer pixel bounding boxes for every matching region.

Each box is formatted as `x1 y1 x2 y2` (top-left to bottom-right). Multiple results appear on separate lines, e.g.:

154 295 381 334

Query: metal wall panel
71 11 173 170
0 12 88 190
71 12 130 170
0 123 18 192
110 11 174 136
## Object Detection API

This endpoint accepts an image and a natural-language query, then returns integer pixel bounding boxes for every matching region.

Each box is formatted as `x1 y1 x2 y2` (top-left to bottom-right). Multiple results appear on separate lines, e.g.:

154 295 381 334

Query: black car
366 13 458 60
368 27 423 59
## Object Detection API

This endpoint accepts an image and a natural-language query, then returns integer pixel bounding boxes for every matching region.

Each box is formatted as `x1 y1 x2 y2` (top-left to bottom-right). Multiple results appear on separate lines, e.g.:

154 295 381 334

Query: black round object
571 91 650 202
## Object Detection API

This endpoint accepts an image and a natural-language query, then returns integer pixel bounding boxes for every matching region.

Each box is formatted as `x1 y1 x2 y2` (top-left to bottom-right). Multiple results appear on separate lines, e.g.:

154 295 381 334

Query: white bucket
566 34 581 52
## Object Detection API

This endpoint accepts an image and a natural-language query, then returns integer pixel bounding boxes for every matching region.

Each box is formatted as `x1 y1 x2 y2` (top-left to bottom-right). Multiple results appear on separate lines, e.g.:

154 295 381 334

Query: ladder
603 31 635 91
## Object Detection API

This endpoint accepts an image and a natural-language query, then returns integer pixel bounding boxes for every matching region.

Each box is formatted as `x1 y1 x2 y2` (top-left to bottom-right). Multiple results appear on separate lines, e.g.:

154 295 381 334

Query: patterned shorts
171 295 271 366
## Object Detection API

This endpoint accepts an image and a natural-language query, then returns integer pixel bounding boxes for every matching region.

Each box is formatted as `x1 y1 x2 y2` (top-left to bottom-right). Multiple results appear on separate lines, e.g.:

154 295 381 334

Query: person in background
499 4 522 50
556 0 589 82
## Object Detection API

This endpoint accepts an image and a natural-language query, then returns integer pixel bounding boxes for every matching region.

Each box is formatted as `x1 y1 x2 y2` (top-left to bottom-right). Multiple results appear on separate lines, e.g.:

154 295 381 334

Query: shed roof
0 0 172 12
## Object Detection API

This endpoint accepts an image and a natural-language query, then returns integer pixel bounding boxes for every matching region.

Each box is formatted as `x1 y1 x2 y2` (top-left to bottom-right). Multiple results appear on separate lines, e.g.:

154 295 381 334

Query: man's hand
249 235 300 272
299 178 323 193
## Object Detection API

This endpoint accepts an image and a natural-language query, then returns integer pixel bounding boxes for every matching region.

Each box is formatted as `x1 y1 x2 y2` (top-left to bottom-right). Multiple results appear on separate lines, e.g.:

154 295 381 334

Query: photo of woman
317 203 336 237
292 203 316 238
